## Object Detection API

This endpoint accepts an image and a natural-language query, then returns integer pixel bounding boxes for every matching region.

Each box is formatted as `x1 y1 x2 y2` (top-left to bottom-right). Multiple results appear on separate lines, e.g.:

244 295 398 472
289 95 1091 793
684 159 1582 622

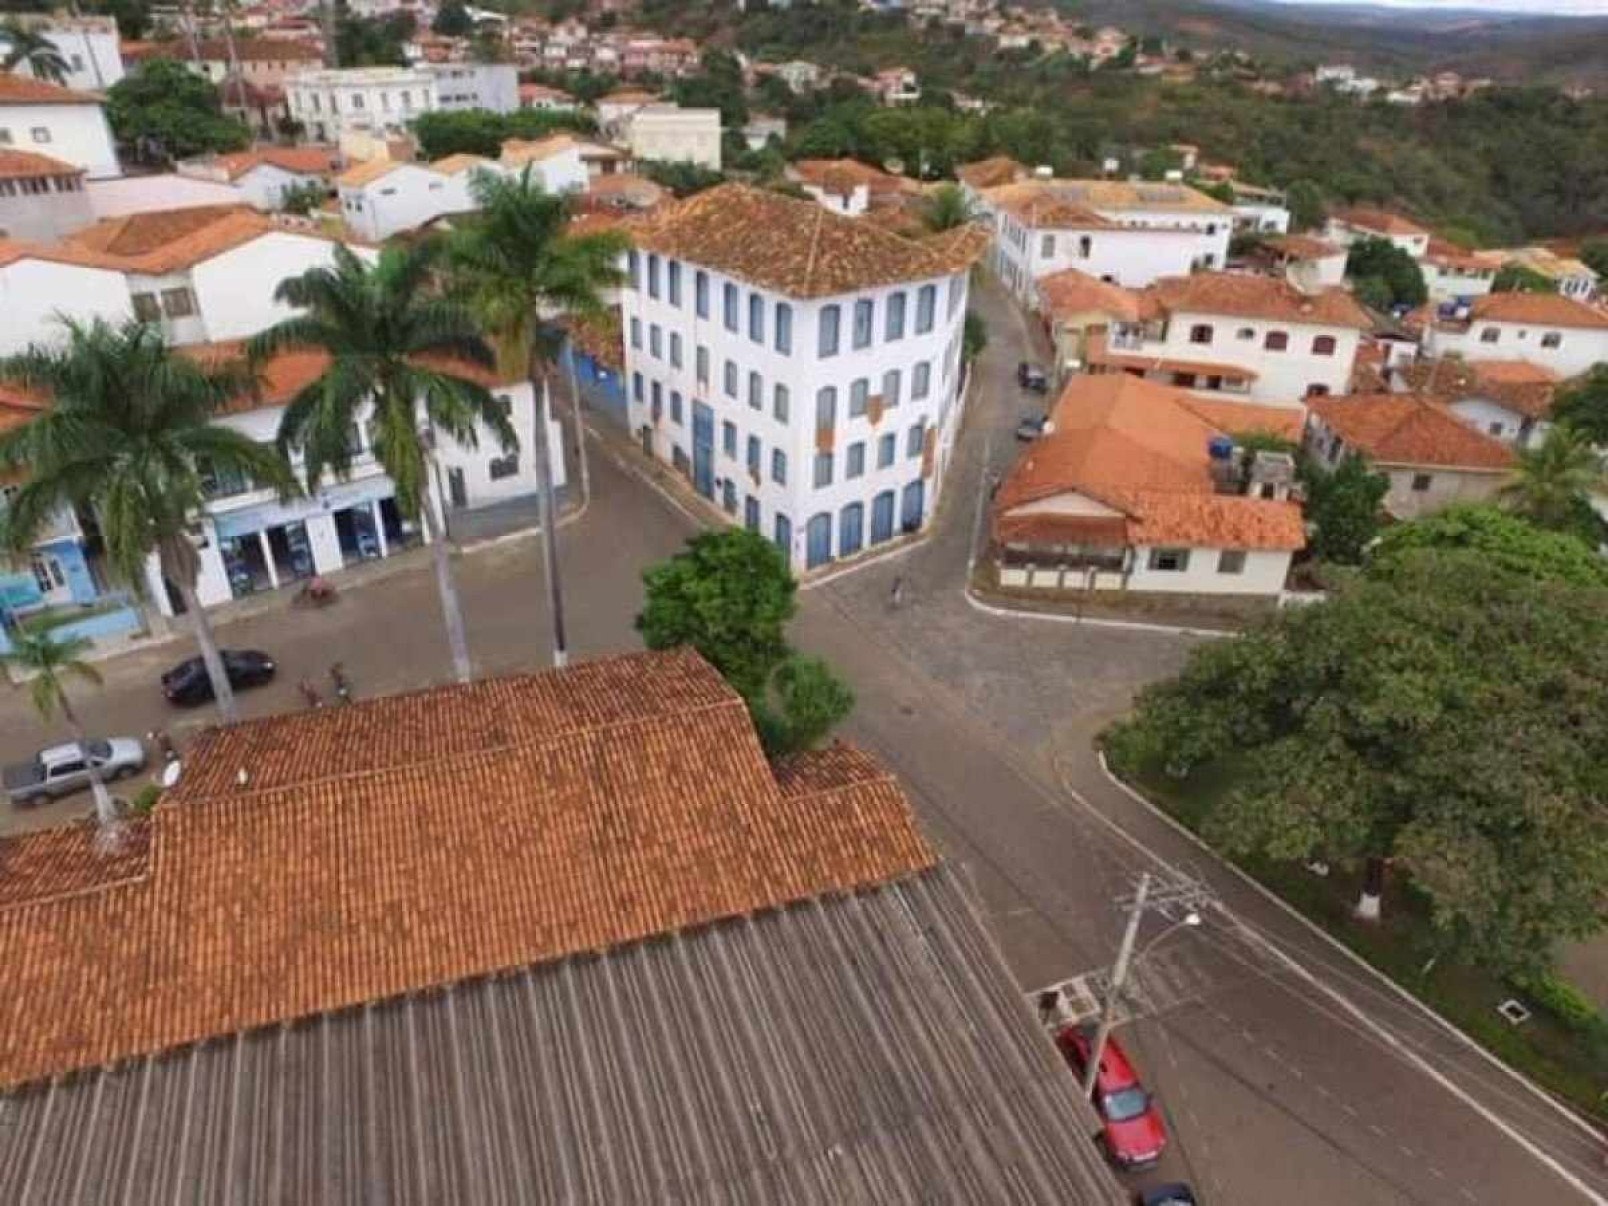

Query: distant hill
1056 0 1608 85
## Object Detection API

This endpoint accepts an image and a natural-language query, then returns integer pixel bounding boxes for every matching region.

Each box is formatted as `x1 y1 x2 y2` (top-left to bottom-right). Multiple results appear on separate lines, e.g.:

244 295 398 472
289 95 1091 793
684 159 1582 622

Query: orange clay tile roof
0 73 102 105
1145 273 1372 329
0 148 82 179
955 155 1025 189
981 181 1112 230
1398 358 1559 421
993 373 1306 551
430 152 495 175
1467 291 1608 329
631 183 989 299
1332 207 1428 238
1423 238 1501 271
212 145 339 180
499 134 577 165
791 157 907 196
1308 393 1516 470
336 157 405 187
0 648 936 1089
1037 267 1145 321
1267 233 1343 261
0 235 128 273
66 204 340 273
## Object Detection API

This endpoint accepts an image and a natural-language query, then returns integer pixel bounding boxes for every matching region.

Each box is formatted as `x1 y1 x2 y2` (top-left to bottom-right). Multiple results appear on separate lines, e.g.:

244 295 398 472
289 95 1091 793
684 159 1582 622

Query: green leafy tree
1105 548 1608 969
432 0 473 36
638 158 726 196
469 29 511 64
444 168 626 669
0 630 121 845
0 320 295 722
1552 364 1608 445
671 49 749 128
1492 262 1558 294
1581 239 1608 281
963 310 987 363
336 11 414 67
2 19 69 83
1345 237 1427 309
106 59 250 163
410 108 595 160
103 0 151 42
1499 425 1605 544
250 244 514 684
762 655 857 756
1370 505 1608 587
278 179 327 216
919 182 977 232
1302 454 1389 564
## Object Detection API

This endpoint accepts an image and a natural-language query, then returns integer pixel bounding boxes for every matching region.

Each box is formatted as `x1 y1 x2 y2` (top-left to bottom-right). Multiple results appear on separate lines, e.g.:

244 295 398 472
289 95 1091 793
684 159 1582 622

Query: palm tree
250 242 514 684
444 166 626 669
0 319 294 723
920 183 979 233
0 629 121 845
1500 424 1605 539
1 21 69 85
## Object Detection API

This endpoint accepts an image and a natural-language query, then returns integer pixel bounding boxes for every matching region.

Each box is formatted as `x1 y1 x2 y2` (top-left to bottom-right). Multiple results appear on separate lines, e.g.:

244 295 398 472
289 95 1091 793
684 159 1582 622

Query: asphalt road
2 276 1605 1204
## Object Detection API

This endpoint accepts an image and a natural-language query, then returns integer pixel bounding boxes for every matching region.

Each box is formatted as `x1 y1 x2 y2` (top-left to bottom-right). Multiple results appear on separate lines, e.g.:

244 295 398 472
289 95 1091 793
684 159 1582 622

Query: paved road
2 276 1604 1203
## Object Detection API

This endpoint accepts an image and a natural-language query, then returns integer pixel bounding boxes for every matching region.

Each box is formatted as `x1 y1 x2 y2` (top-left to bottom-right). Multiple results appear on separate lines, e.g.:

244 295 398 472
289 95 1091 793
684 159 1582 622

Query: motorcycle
330 662 352 705
291 576 338 609
297 679 324 709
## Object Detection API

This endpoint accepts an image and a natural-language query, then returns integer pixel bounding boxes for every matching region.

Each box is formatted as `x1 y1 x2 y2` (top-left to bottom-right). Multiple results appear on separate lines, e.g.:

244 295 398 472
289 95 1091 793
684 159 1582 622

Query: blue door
839 502 864 558
900 480 925 532
691 402 714 499
805 512 833 569
744 495 761 531
871 491 896 544
774 513 792 559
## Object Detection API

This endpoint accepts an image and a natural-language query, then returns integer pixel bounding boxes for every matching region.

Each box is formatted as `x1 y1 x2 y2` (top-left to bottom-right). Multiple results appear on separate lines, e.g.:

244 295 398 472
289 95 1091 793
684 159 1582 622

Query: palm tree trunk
419 486 473 683
528 354 569 669
62 697 121 851
175 577 238 723
563 346 591 508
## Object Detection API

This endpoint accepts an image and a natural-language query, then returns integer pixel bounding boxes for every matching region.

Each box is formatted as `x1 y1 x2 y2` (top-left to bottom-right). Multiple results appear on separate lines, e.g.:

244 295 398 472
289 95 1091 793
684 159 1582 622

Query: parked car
161 649 277 706
5 739 147 807
1138 1184 1198 1205
1016 413 1049 441
1055 1025 1169 1170
1017 361 1050 392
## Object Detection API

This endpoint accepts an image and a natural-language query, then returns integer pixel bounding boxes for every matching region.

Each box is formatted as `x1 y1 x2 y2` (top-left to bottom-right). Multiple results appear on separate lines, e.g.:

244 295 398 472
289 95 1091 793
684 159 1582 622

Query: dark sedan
161 649 277 706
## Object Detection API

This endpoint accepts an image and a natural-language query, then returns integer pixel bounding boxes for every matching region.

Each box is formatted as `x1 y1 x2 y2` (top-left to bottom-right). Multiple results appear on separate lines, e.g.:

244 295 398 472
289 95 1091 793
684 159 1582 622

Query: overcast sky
1264 0 1608 13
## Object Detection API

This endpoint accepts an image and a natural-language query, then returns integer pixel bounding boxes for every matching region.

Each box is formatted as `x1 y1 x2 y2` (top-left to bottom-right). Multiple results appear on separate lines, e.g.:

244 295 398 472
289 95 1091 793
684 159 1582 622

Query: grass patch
1125 758 1608 1122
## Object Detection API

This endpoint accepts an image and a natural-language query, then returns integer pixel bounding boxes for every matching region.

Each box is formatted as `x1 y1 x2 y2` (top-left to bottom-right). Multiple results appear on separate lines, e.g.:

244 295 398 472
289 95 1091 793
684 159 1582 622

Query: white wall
1232 201 1290 235
627 109 723 171
526 146 588 196
801 183 868 216
427 63 519 113
994 212 1227 296
0 257 131 354
190 232 358 343
2 25 123 92
1379 465 1506 519
1428 321 1608 380
1127 546 1291 595
0 101 119 178
1422 261 1496 302
86 174 244 218
1284 255 1347 292
1323 219 1428 260
339 163 473 241
236 164 323 212
1145 311 1361 404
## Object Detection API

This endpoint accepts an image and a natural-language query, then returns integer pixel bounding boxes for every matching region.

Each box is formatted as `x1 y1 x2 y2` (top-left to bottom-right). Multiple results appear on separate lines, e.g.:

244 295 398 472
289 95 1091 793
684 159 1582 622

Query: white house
1397 357 1559 449
1085 272 1371 407
992 373 1306 599
424 62 519 114
499 135 589 195
177 146 339 211
0 74 119 180
1305 393 1514 520
518 83 579 111
1322 208 1431 260
285 66 439 145
1421 291 1608 380
1498 246 1600 303
0 239 131 355
338 155 487 241
787 158 910 217
1420 238 1500 302
622 183 989 571
0 149 92 241
0 15 123 92
594 88 659 134
140 346 564 615
1264 234 1347 292
624 105 723 171
980 178 1233 297
1226 182 1290 235
65 204 368 346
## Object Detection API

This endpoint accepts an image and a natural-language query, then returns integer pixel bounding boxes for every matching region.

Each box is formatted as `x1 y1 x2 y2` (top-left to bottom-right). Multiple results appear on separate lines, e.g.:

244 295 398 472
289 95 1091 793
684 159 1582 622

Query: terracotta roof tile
499 134 577 165
336 158 404 188
0 236 128 273
1308 393 1516 470
1399 358 1559 420
67 204 342 274
213 145 339 180
631 183 988 299
1146 273 1371 329
0 148 82 179
1267 234 1342 261
791 158 909 197
1424 238 1501 271
1467 291 1608 330
0 649 936 1089
955 155 1024 189
1332 207 1428 238
981 181 1112 230
0 74 101 105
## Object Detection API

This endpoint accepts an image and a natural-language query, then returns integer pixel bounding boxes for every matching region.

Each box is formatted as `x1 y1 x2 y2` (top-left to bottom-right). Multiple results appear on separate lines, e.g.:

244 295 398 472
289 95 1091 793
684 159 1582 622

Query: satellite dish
160 760 183 789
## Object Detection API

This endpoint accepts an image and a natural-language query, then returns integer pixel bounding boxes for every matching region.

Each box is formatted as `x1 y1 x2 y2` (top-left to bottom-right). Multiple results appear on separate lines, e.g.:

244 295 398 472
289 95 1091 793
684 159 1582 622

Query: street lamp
1081 873 1204 1097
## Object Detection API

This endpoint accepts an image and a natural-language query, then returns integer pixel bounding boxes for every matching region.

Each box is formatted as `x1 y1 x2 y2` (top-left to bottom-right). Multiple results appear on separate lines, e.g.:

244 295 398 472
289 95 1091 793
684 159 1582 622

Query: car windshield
85 740 112 760
1103 1086 1149 1122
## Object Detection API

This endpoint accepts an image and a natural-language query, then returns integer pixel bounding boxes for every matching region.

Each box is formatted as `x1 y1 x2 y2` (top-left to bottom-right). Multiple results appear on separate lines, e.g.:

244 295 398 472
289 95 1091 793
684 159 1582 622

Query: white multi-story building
622 184 988 570
424 62 519 114
1084 273 1371 407
624 105 722 171
0 74 120 180
1421 291 1608 379
1226 182 1290 235
980 178 1233 297
285 66 438 145
1420 238 1500 302
0 15 123 92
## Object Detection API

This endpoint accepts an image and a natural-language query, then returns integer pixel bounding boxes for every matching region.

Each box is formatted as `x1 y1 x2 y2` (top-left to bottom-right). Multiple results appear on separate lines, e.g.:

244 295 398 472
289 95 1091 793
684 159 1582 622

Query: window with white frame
775 302 792 354
774 383 789 423
819 304 841 357
853 298 874 349
885 292 906 340
915 284 936 333
912 361 931 399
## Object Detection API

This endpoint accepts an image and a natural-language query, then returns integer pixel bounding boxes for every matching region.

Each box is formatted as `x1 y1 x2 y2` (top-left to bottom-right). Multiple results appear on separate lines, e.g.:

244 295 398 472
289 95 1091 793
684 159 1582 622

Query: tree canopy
1106 547 1608 973
106 59 250 163
1345 237 1428 310
432 0 473 37
1492 262 1558 294
1302 453 1389 565
410 107 596 160
1552 364 1608 445
1369 505 1608 588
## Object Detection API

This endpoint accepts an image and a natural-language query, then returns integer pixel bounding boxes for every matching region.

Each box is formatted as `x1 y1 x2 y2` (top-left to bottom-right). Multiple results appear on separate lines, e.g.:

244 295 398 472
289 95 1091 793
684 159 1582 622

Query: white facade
0 99 119 179
85 174 246 218
1447 397 1550 448
1421 257 1497 303
1322 215 1429 260
994 218 1223 295
501 141 589 195
142 381 564 615
0 254 131 355
285 67 439 145
233 163 326 212
424 62 519 114
1425 316 1608 380
339 161 483 242
625 107 723 171
621 251 970 571
998 542 1290 597
1283 253 1347 292
0 19 124 92
1140 311 1360 404
1230 200 1290 235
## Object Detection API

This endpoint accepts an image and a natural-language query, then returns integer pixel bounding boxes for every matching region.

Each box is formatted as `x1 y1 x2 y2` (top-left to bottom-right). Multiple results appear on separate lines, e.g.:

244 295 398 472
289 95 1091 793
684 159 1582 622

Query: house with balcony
991 373 1306 599
1034 267 1149 381
1420 290 1608 379
621 184 988 571
1083 272 1371 408
1304 393 1514 520
980 178 1233 298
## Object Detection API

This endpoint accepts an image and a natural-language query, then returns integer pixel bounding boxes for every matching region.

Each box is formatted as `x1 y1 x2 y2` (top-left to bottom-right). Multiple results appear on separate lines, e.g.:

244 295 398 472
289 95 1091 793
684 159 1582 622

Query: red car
1055 1025 1168 1169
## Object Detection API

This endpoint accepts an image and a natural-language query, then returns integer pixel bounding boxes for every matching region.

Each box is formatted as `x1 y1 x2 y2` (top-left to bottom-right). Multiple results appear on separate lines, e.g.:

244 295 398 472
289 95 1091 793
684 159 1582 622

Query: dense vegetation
411 108 596 160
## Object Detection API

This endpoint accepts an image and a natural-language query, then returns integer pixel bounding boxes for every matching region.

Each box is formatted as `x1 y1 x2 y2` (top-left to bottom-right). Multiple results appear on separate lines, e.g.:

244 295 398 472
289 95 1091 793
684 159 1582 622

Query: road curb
963 586 1227 639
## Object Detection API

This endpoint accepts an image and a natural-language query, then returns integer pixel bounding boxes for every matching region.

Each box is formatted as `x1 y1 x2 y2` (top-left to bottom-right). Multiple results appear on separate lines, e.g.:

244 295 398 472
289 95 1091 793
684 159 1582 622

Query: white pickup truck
4 739 146 807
